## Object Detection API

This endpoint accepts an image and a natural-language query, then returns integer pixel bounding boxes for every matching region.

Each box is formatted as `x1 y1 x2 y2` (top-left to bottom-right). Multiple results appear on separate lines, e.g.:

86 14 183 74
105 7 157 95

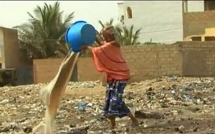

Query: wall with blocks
33 59 63 83
77 44 182 82
179 41 215 76
33 41 215 83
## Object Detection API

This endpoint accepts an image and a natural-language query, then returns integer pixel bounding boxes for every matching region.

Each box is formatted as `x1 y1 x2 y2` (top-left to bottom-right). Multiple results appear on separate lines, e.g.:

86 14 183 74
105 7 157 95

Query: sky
0 1 120 31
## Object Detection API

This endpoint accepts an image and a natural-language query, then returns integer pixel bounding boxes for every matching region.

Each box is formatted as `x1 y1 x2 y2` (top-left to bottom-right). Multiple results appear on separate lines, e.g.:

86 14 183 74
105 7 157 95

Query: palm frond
17 1 74 60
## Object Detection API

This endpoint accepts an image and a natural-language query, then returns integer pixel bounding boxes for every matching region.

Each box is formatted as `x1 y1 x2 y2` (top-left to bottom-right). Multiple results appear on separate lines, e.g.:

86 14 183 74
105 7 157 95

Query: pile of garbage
0 77 215 134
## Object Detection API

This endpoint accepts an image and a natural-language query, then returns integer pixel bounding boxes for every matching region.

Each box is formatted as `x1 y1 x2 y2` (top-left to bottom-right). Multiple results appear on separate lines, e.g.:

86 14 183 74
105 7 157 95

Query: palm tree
116 25 142 46
16 2 74 60
98 19 142 46
98 18 114 29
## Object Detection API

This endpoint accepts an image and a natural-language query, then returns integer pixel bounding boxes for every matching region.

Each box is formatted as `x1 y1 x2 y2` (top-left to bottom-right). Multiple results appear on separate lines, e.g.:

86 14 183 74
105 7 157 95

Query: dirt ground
0 77 215 134
67 83 215 134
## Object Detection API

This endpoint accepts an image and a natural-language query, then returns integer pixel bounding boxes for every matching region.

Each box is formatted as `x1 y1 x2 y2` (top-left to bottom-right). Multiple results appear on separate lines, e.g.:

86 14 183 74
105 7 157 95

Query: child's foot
110 121 116 129
108 116 116 129
131 120 139 128
110 122 116 129
125 121 139 130
128 113 139 128
110 126 115 129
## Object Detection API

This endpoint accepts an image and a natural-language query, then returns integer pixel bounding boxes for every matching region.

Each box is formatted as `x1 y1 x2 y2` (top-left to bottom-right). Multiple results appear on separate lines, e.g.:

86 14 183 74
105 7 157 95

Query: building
183 1 215 41
0 27 29 68
117 1 215 43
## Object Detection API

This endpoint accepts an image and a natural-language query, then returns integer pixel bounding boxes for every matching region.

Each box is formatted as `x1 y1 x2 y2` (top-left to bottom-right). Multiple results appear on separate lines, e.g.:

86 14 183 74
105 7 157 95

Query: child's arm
95 33 107 46
95 37 105 46
86 46 93 50
80 45 93 50
106 41 120 47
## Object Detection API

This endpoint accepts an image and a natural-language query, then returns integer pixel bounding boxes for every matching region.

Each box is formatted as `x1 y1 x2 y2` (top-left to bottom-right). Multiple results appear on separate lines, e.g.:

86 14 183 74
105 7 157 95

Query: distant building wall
118 1 204 43
1 27 30 68
183 11 215 39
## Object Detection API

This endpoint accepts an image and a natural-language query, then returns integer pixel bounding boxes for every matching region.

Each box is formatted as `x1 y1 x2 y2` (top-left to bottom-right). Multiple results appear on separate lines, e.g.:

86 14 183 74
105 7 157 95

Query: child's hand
80 45 88 50
80 45 93 50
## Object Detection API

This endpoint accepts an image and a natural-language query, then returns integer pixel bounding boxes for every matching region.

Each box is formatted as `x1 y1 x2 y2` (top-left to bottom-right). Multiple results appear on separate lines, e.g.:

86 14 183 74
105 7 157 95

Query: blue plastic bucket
65 20 96 52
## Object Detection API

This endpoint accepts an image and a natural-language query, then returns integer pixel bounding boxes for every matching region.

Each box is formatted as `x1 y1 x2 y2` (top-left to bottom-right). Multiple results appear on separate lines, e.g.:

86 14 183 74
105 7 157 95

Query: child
81 26 138 129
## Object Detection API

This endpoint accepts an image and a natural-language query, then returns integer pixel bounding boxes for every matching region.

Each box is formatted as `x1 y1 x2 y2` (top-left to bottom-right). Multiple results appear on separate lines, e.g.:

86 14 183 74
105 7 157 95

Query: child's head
100 26 115 42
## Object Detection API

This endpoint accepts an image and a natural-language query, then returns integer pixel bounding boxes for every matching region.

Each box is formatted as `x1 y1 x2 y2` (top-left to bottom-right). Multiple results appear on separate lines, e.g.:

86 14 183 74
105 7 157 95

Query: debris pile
0 77 215 134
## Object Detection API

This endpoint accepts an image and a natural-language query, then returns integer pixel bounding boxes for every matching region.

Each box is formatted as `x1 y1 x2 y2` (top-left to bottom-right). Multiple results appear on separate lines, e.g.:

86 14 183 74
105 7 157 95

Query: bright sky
0 1 120 31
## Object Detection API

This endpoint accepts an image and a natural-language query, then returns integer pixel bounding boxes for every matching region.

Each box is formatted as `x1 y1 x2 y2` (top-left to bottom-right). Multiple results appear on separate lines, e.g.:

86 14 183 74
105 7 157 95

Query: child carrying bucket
81 26 139 129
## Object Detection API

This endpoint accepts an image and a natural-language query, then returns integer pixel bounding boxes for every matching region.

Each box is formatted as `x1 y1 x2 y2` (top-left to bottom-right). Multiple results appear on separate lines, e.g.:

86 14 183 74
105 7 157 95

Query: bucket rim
72 20 87 26
65 27 70 43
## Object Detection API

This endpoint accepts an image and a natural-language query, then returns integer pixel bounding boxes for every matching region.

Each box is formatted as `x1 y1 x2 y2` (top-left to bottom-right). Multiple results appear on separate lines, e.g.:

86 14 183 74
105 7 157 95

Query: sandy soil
0 77 215 134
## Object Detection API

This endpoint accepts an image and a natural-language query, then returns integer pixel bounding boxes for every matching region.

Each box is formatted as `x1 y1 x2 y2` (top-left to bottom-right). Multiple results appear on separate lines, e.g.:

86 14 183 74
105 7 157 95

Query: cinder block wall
33 43 181 83
33 59 63 83
76 45 182 82
33 41 215 84
179 41 215 76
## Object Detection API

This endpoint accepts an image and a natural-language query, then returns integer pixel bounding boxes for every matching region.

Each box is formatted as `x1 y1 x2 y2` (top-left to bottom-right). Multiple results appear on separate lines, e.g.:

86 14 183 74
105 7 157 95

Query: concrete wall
0 29 5 68
0 27 33 85
183 10 215 39
1 27 30 68
33 41 215 84
180 42 215 76
118 1 204 43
